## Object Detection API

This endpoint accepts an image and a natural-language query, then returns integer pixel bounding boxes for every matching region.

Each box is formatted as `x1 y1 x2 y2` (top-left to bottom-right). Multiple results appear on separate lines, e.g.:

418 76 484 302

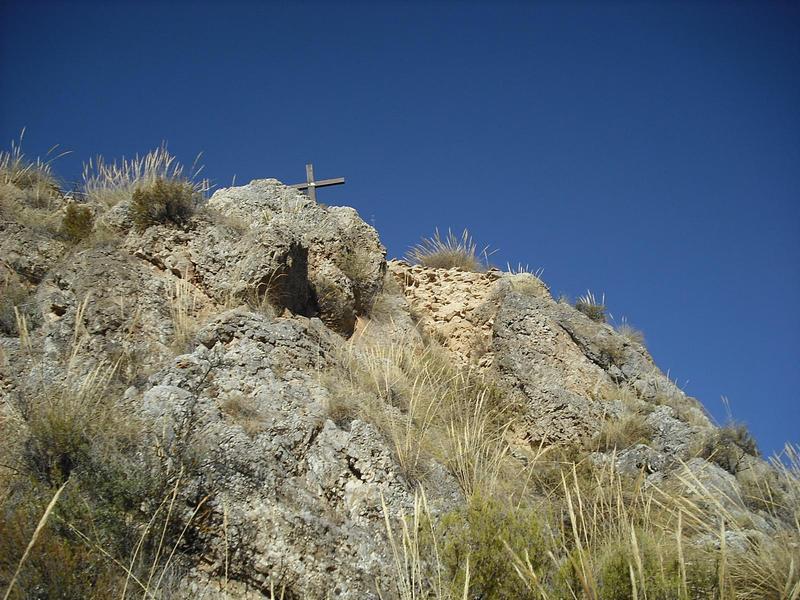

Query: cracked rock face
135 310 425 598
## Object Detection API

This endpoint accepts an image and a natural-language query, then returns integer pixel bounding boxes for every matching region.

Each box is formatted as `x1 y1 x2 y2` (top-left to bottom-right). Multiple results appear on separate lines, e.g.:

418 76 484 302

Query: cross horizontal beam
287 177 345 189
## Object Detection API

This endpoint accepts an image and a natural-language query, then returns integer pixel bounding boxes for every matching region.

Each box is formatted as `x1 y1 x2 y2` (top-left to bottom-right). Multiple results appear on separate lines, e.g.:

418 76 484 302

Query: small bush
131 178 196 231
700 423 759 474
0 364 184 599
59 203 94 243
406 228 491 272
575 290 607 322
437 494 545 599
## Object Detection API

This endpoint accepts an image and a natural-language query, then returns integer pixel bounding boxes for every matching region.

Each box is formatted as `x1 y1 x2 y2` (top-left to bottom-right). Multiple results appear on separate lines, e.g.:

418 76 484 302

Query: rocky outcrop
120 180 386 337
134 310 428 598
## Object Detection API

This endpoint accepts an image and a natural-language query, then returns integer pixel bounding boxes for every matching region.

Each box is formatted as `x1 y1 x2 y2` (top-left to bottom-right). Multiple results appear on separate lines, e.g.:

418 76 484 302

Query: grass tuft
406 229 492 272
575 290 607 323
0 130 64 203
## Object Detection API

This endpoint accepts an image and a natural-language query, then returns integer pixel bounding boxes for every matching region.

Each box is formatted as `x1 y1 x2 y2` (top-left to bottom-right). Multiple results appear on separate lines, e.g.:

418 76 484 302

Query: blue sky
2 1 798 456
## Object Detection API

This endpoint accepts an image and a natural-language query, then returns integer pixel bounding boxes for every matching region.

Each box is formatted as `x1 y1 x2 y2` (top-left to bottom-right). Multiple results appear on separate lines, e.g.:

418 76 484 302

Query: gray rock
0 221 66 284
136 310 448 598
120 179 387 337
492 292 610 444
615 444 667 475
206 179 387 335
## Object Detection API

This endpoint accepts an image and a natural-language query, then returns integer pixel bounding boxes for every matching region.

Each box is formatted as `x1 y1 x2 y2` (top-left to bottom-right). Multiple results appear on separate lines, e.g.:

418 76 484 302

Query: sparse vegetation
59 203 94 243
0 314 207 599
323 334 514 488
220 394 267 437
168 276 208 353
406 228 491 272
0 272 39 336
82 144 208 207
385 449 800 600
575 290 607 322
700 423 760 475
507 273 548 297
0 131 63 203
617 319 645 345
131 178 197 231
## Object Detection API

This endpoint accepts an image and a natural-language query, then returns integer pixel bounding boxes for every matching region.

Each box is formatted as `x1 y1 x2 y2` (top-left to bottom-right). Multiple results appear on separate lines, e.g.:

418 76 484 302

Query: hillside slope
1 169 798 599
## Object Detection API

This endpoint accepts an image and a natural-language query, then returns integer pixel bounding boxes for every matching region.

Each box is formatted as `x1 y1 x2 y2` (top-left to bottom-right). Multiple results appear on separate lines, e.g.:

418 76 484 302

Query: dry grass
575 290 607 323
616 319 645 346
406 229 492 272
0 131 64 205
168 276 210 353
593 411 651 452
220 394 267 437
82 144 209 207
0 271 38 336
323 331 514 490
383 447 800 600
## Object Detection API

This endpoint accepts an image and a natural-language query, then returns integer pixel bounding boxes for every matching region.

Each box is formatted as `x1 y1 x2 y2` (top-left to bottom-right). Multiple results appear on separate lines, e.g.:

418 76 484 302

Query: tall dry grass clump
575 290 607 323
323 331 515 493
0 130 64 203
406 229 492 272
82 144 209 208
0 132 68 235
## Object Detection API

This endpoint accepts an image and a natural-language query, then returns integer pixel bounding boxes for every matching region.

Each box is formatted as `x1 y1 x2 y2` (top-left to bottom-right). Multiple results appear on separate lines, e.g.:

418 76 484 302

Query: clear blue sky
2 1 798 456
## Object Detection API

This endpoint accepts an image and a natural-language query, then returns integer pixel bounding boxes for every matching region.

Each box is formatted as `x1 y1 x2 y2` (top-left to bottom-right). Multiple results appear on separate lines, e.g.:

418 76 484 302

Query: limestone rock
136 309 441 598
492 292 612 445
0 221 66 284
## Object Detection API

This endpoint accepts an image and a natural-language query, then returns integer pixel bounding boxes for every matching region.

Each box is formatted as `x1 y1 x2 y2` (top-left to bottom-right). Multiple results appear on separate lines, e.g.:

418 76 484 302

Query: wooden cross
286 163 345 203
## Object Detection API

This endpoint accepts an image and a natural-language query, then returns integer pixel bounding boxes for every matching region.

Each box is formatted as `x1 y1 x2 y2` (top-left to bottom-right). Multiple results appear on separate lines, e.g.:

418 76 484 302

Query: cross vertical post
305 163 316 203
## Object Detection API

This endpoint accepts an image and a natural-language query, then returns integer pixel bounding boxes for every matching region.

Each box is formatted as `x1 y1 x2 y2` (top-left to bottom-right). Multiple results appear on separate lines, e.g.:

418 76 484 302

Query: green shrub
60 203 94 243
406 228 491 272
130 178 196 231
437 494 545 599
1 374 181 599
592 532 705 600
575 290 607 322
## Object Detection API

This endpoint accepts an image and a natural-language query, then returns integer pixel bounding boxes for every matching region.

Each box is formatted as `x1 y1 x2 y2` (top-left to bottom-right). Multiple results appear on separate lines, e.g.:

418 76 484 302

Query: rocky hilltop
1 167 798 599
